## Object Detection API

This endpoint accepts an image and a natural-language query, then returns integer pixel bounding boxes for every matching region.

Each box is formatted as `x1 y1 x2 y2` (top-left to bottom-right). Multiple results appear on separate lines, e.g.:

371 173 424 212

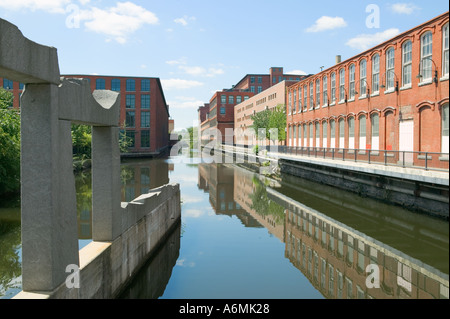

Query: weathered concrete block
59 78 120 126
20 84 79 292
92 126 123 241
0 18 60 84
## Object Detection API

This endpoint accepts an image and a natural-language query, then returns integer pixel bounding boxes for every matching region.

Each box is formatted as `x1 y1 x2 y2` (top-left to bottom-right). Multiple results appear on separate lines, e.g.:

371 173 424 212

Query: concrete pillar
20 84 79 292
92 126 122 241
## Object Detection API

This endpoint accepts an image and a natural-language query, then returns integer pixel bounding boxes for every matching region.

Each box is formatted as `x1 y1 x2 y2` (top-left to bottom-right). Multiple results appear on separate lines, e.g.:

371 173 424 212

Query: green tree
250 104 287 143
0 88 20 196
268 104 287 142
72 124 92 159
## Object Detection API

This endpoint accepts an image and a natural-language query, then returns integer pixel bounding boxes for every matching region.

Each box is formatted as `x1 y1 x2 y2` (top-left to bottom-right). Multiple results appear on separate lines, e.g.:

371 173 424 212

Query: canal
0 155 448 299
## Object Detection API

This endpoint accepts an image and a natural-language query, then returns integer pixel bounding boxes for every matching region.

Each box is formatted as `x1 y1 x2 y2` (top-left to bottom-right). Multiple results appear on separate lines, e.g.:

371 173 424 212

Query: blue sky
0 0 448 131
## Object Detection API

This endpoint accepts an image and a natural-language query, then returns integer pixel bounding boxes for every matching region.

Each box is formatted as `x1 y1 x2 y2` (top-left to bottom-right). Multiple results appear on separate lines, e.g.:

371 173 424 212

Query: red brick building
200 67 310 144
1 75 171 156
286 12 449 169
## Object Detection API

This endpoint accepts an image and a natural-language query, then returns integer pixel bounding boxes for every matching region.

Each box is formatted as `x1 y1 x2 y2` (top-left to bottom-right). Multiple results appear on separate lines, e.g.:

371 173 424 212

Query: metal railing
225 144 449 172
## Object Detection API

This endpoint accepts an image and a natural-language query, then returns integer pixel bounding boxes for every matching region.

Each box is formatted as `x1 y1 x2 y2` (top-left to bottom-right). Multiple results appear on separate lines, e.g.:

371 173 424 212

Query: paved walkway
221 145 449 186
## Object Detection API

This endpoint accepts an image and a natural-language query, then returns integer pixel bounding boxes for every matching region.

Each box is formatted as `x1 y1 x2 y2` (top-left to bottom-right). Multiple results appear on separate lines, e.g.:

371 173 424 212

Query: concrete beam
58 78 120 126
0 18 60 84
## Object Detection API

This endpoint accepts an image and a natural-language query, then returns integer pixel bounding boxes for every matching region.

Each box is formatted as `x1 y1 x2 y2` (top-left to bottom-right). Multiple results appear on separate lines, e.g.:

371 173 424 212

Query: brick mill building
199 67 309 145
2 75 171 156
286 12 449 169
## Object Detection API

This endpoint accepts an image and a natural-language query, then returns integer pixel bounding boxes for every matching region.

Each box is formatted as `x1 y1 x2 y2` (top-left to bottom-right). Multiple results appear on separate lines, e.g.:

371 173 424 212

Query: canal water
0 155 448 299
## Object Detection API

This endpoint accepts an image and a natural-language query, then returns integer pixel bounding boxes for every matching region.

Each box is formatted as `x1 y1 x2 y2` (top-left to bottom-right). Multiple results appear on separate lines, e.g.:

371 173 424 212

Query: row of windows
273 76 301 84
288 104 449 152
288 24 449 113
220 95 250 105
124 130 150 148
95 78 151 92
2 79 24 90
126 94 151 109
125 111 151 128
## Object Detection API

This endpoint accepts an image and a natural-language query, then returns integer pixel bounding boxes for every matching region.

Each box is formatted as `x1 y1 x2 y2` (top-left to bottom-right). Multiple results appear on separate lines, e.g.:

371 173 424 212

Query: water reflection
1 156 448 299
0 200 21 299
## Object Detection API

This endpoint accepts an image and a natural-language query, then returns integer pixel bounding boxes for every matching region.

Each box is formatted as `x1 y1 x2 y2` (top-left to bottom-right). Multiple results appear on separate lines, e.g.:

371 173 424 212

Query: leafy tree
250 104 287 143
72 124 92 159
0 88 20 196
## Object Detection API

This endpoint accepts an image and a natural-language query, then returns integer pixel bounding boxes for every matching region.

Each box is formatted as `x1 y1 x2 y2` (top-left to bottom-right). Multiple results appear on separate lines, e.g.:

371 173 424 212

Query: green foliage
72 124 92 159
119 121 133 153
0 89 20 196
250 104 287 142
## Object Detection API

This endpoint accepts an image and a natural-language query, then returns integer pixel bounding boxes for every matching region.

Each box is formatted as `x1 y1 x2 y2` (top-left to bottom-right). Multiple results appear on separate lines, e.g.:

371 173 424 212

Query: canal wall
279 158 449 220
217 145 449 220
15 183 181 299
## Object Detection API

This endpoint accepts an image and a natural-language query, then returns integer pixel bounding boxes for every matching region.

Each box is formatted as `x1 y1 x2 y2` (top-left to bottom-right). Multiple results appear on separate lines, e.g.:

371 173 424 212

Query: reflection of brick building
286 12 449 169
283 198 449 299
197 163 261 227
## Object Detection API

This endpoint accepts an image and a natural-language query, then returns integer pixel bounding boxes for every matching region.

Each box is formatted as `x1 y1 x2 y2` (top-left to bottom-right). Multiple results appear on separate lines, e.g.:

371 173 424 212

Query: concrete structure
62 74 171 157
0 18 181 298
286 12 449 171
1 74 171 157
234 80 299 146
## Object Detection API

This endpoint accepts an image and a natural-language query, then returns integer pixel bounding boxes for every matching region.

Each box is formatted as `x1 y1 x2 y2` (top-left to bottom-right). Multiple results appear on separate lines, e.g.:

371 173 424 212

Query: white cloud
78 2 159 44
286 70 307 75
346 28 401 51
174 15 196 26
306 16 347 33
169 98 205 110
390 3 420 15
178 65 224 78
166 57 188 65
161 79 204 90
0 0 71 13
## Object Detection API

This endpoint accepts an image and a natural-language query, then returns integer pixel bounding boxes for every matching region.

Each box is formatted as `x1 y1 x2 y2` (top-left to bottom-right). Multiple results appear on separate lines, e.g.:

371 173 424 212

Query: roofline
309 11 449 79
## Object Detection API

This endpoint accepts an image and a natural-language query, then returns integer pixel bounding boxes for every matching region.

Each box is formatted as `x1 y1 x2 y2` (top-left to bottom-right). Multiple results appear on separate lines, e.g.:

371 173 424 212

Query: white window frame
420 31 433 83
339 68 346 102
349 64 355 100
386 48 395 91
323 76 328 106
316 79 321 108
360 59 367 98
402 41 412 87
372 54 380 94
331 73 336 103
443 24 449 79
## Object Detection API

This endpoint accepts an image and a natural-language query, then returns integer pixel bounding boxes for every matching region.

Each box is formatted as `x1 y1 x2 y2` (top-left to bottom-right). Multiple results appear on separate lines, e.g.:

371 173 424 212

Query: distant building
234 80 303 146
199 67 310 145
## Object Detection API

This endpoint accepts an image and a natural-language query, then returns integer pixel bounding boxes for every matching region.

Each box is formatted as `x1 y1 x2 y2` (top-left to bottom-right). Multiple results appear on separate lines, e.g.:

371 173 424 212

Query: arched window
315 122 320 147
309 123 314 147
443 24 449 78
330 119 336 149
359 115 367 150
360 59 367 97
323 76 328 106
371 113 380 151
330 73 336 103
349 64 356 99
442 103 449 153
372 54 380 93
386 48 395 90
323 121 328 148
339 118 345 149
348 117 355 150
420 31 433 82
402 41 412 87
339 69 346 102
316 79 321 108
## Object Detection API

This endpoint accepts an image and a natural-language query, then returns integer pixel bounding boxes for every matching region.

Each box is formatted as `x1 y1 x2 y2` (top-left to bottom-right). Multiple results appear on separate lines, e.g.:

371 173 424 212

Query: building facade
199 67 309 145
286 12 449 169
234 80 300 146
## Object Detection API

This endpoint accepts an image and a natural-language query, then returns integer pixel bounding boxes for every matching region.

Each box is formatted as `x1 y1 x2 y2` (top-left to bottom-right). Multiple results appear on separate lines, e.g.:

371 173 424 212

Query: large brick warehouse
286 12 449 169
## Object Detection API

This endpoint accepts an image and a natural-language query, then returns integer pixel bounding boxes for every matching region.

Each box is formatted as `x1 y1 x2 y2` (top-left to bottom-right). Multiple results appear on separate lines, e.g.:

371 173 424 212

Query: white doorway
399 120 414 165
